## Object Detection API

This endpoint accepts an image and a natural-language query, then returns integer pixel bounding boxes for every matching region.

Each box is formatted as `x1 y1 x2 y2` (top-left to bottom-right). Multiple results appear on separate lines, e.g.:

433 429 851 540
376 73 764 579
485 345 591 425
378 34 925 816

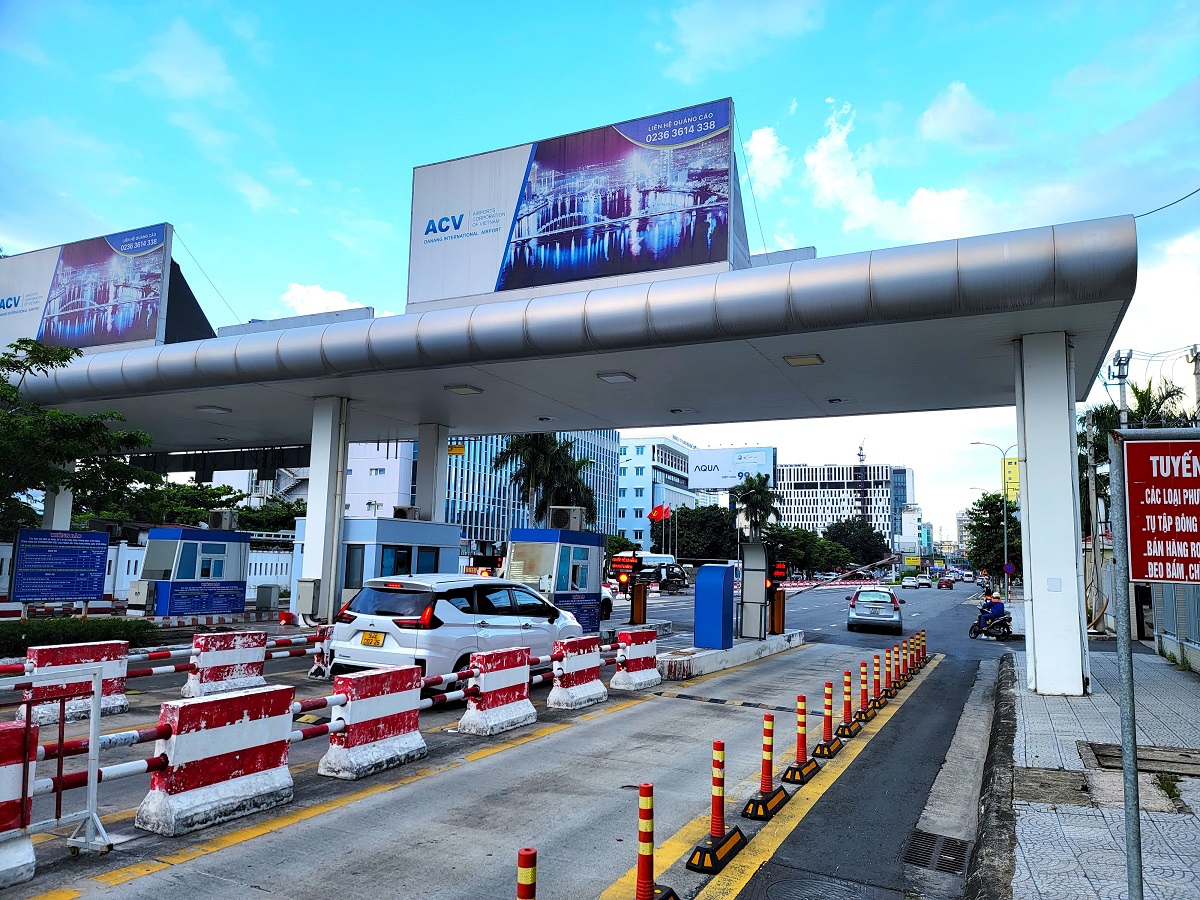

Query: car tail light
892 597 901 610
848 594 856 608
335 598 356 624
393 603 442 630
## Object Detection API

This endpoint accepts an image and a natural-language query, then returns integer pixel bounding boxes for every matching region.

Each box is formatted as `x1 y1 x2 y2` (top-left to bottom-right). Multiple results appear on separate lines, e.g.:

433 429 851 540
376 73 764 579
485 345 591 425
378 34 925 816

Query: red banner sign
1125 440 1200 582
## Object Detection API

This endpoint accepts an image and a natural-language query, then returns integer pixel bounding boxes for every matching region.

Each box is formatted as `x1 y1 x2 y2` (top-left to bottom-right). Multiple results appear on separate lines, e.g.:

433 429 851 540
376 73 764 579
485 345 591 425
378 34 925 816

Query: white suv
329 575 582 680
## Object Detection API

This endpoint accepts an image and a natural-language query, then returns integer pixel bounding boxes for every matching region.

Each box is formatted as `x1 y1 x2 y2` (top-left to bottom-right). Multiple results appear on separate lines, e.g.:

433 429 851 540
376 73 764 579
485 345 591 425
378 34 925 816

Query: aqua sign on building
407 99 744 305
688 447 776 490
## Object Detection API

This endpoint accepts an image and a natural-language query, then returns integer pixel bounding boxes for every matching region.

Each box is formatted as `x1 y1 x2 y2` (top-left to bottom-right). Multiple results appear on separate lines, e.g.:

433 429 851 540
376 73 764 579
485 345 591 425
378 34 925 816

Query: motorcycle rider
978 590 1006 630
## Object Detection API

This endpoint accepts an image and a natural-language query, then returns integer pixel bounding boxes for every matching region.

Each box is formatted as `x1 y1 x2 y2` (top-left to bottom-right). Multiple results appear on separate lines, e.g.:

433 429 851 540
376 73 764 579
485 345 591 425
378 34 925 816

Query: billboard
10 530 108 604
688 447 775 490
0 223 171 351
409 100 734 304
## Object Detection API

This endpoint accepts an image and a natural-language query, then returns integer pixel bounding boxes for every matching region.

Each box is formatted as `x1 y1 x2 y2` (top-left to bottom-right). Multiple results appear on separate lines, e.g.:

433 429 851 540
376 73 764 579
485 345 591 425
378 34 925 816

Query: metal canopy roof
20 216 1137 454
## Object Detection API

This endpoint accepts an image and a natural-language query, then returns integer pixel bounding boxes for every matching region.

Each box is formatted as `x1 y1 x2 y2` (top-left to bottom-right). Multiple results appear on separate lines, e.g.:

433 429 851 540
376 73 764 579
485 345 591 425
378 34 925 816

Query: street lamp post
971 442 1017 600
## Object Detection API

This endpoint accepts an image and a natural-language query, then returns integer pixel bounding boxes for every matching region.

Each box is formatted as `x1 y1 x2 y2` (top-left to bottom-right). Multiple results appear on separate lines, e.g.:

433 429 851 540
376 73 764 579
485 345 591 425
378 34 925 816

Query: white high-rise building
774 462 905 542
616 435 697 550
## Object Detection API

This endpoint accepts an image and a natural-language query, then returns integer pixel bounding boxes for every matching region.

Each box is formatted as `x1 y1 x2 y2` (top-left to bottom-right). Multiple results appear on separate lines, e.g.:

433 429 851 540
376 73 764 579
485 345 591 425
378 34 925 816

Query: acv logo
424 215 465 235
0 296 19 309
694 464 720 472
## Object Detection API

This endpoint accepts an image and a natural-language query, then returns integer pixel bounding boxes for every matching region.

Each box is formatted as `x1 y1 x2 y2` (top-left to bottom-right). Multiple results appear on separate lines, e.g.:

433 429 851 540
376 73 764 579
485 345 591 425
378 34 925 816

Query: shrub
0 617 160 658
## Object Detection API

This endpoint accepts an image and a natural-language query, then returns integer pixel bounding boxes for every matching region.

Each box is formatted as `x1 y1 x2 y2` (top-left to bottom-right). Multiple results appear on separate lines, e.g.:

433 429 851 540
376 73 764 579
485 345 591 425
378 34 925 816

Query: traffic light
617 572 630 593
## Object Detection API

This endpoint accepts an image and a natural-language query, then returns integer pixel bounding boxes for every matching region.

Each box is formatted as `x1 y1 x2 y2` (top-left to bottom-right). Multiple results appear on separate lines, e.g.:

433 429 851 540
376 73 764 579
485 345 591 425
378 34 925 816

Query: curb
963 651 1017 900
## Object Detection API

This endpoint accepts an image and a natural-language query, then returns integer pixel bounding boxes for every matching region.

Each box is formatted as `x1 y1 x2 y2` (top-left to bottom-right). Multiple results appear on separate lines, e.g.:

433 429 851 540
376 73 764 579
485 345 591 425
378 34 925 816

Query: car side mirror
845 595 852 601
899 598 907 604
546 609 559 623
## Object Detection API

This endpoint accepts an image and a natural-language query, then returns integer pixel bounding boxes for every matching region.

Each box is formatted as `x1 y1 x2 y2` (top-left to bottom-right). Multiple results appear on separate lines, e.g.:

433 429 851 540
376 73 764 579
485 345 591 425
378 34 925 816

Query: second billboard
409 99 734 305
688 447 776 490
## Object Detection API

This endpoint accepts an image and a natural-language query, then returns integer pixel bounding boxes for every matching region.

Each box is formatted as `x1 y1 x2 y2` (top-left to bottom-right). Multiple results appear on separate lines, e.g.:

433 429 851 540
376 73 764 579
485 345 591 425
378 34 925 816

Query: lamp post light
971 442 1017 600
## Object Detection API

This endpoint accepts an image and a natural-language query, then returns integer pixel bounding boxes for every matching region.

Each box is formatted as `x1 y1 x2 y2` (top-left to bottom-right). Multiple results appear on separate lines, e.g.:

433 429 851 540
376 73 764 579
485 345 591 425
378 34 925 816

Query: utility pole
1109 350 1132 427
1085 410 1103 629
1187 345 1200 423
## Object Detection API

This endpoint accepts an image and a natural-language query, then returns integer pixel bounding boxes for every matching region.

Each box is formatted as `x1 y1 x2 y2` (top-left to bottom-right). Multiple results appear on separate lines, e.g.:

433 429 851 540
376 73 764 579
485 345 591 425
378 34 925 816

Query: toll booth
506 528 604 633
136 528 250 616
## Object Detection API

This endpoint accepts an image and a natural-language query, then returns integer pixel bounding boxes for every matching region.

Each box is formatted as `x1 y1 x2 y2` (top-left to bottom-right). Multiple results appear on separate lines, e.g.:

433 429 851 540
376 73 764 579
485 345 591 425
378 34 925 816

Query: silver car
329 574 582 680
846 587 904 635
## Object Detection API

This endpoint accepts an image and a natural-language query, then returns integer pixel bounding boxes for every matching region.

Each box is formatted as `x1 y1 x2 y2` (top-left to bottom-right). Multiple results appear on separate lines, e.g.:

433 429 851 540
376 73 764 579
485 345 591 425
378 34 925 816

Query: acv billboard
0 224 172 351
409 99 734 304
688 447 776 490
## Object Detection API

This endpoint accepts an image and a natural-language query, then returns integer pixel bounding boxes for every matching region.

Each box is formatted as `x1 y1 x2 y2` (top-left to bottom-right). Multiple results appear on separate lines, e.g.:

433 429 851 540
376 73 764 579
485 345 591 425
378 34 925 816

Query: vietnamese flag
647 504 666 521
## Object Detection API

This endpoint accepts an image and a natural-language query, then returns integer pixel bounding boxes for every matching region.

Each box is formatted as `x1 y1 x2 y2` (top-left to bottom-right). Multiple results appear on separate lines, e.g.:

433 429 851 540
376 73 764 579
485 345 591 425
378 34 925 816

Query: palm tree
492 434 596 527
730 473 781 542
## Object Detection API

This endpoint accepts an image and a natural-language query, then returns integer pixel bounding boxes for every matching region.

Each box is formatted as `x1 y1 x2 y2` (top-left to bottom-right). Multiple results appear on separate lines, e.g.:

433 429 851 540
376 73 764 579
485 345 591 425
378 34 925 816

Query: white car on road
900 576 919 589
329 574 582 680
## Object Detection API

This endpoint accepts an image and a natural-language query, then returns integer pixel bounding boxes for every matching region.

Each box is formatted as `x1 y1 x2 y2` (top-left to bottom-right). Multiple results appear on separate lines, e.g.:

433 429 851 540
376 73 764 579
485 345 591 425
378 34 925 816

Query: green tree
822 518 893 566
652 504 738 560
493 433 595 527
761 522 820 574
1077 378 1192 535
964 491 1021 578
536 440 596 524
812 538 853 572
90 480 246 527
1 339 152 535
238 498 307 532
730 473 781 542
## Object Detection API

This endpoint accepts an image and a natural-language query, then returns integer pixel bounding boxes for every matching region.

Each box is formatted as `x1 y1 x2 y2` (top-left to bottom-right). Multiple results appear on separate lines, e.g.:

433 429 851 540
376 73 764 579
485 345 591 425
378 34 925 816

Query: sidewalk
1005 615 1200 899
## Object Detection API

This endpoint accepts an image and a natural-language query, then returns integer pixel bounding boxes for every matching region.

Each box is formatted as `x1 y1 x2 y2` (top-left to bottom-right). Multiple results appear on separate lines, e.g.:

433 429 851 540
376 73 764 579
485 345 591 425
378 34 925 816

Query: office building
774 462 901 539
616 435 697 549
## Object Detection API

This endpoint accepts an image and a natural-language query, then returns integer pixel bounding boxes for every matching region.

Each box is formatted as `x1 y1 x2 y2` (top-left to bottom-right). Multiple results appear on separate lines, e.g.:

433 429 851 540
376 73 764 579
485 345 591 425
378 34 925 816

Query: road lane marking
91 860 170 886
27 890 81 900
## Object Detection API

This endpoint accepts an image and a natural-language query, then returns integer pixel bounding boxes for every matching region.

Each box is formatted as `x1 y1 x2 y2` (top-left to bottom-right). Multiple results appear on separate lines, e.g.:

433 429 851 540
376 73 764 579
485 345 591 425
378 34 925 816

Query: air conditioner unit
392 505 422 520
548 506 585 530
208 509 238 531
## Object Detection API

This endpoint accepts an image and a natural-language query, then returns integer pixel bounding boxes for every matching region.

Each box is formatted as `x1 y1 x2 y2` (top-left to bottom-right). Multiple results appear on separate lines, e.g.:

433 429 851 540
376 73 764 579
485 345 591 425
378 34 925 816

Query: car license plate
360 631 384 647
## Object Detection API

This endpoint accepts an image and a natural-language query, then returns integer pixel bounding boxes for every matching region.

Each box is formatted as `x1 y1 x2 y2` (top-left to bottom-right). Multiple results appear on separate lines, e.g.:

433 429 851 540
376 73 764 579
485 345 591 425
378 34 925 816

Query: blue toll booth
506 529 605 634
139 528 250 616
694 563 736 650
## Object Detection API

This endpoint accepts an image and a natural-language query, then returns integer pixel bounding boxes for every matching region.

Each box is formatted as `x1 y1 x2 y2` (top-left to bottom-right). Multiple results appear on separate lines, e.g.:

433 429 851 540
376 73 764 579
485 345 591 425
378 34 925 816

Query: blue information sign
11 530 108 604
154 581 248 616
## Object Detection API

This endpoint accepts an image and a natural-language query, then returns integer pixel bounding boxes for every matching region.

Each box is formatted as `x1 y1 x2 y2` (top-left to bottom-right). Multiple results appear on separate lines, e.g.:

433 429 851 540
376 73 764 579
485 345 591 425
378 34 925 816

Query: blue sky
2 0 1198 533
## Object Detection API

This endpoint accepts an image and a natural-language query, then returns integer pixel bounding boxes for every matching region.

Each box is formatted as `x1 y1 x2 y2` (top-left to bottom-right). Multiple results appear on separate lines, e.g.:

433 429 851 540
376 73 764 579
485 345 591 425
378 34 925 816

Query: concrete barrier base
21 694 128 725
599 620 671 643
458 699 537 736
136 767 293 836
657 631 804 681
547 680 607 710
609 667 662 691
0 836 35 889
319 731 427 780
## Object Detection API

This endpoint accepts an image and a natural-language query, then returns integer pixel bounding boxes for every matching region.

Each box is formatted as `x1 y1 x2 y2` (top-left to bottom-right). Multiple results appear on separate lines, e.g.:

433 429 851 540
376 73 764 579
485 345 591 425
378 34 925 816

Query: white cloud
788 98 798 115
280 283 363 316
167 111 236 154
661 0 823 83
803 102 995 243
918 81 1007 150
743 126 793 198
230 172 275 211
114 20 237 102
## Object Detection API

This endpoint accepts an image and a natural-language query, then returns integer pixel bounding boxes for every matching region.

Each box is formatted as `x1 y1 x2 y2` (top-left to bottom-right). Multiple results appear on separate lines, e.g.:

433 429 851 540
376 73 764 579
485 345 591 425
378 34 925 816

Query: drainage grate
902 829 970 876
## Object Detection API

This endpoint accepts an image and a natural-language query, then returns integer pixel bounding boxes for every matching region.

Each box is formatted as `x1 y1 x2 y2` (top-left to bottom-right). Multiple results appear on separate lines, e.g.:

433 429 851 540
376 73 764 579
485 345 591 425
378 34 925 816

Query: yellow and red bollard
517 847 537 900
855 660 876 722
783 694 820 785
687 740 747 872
635 783 679 900
900 638 910 684
870 653 886 710
835 670 862 738
920 630 928 666
742 713 791 820
812 681 843 759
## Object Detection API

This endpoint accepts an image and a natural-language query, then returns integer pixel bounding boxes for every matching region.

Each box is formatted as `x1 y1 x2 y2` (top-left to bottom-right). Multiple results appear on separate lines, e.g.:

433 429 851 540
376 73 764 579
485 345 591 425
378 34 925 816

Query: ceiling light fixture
538 416 556 422
597 372 636 384
669 407 697 414
443 384 483 395
827 397 854 404
783 354 824 367
194 405 233 414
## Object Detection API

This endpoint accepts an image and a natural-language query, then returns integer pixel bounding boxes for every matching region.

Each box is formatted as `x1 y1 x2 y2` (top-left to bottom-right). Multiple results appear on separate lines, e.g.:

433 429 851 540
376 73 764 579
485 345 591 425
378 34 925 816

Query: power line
171 228 243 325
1135 186 1200 219
734 118 769 255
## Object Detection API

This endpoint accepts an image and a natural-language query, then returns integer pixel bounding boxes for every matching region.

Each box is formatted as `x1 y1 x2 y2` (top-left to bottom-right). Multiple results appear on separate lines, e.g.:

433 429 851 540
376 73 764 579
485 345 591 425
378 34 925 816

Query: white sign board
688 447 775 490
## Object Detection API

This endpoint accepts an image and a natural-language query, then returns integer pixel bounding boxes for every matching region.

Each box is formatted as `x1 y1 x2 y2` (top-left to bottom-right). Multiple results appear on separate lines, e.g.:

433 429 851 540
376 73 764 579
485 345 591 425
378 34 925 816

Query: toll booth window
177 542 198 580
416 547 438 574
556 546 571 592
571 546 590 591
380 546 412 577
345 545 366 591
143 541 176 580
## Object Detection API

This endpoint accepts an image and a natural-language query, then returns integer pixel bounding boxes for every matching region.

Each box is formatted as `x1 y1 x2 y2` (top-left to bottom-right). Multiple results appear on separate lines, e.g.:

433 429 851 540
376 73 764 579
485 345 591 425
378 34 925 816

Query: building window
634 487 644 498
620 529 627 537
369 467 385 476
634 530 644 540
345 468 353 476
345 545 365 591
619 468 627 477
634 508 644 518
619 447 627 455
635 467 645 476
619 488 626 498
635 446 645 455
619 508 626 518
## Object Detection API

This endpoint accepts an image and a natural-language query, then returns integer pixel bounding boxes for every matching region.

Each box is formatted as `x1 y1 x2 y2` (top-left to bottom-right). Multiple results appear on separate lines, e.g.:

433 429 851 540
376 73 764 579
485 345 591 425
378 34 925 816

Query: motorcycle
969 604 1013 640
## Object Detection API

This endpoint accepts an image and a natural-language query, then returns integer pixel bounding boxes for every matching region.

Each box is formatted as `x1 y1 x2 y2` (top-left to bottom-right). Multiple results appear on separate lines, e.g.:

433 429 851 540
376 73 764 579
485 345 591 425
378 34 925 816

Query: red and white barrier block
136 685 295 836
547 636 607 710
308 625 335 679
318 666 427 780
0 722 37 889
610 630 662 691
20 641 129 724
458 647 537 736
181 631 267 698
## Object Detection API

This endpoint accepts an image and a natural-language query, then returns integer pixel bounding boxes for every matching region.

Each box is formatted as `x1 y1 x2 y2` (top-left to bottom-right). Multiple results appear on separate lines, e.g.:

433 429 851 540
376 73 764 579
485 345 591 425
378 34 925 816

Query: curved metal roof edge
22 215 1137 405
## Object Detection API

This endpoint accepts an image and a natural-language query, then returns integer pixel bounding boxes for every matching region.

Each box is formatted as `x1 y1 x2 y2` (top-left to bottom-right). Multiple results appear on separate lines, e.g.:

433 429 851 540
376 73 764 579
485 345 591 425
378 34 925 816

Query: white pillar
41 463 75 530
301 397 349 620
415 423 449 523
1015 332 1089 695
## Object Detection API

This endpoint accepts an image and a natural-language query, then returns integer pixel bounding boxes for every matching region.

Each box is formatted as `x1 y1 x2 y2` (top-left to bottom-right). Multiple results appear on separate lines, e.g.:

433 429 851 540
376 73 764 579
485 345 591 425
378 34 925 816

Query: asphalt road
10 581 1018 899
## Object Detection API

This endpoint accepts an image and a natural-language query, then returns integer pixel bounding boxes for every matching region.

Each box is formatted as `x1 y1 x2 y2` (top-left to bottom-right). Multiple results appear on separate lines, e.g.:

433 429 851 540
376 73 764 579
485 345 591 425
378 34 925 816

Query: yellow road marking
91 860 170 886
694 655 943 899
27 890 81 900
598 816 711 900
